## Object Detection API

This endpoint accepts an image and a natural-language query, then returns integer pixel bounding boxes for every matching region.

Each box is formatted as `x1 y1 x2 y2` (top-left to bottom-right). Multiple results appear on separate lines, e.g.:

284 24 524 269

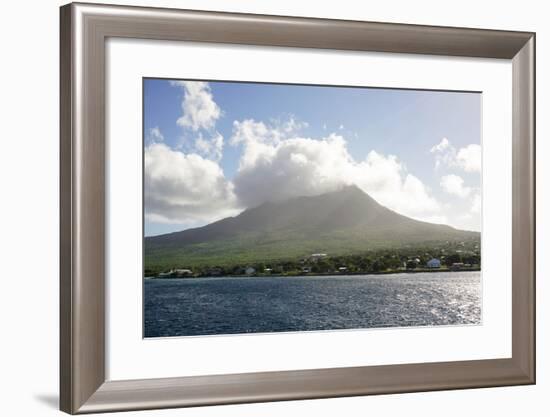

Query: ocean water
144 271 481 338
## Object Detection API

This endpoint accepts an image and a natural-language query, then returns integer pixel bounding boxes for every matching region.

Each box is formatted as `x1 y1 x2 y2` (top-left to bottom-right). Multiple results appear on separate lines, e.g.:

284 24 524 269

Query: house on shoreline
426 258 441 268
158 268 193 278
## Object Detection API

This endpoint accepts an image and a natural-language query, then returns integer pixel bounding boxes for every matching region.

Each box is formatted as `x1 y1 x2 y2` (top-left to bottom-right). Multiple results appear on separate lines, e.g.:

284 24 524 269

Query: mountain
145 185 479 270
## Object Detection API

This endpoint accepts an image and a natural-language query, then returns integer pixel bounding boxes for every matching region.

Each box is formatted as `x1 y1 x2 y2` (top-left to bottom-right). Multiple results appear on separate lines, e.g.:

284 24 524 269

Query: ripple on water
144 271 481 337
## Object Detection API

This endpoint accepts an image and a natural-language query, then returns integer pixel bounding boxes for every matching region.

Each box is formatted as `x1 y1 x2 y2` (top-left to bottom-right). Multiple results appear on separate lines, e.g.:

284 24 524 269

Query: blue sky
144 78 481 236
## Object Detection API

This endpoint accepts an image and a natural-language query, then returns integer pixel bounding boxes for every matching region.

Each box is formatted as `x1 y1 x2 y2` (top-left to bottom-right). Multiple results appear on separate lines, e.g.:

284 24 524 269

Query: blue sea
144 271 481 338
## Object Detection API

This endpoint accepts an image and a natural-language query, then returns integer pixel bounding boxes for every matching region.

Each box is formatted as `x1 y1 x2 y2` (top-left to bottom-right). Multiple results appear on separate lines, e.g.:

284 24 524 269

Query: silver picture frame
60 2 535 414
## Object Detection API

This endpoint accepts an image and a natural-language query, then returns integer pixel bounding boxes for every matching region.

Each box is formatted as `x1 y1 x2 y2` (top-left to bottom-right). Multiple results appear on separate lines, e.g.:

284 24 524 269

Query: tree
406 260 417 269
445 253 462 266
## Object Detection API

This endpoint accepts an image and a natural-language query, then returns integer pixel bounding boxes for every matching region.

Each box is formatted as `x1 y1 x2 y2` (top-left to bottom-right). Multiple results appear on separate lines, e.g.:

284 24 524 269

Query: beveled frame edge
59 2 535 414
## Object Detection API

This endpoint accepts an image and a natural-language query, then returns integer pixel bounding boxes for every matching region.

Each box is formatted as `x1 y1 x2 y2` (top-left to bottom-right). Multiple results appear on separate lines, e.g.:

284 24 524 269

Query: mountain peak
334 184 373 199
320 184 364 197
255 184 382 218
146 187 479 267
338 184 363 193
323 184 383 208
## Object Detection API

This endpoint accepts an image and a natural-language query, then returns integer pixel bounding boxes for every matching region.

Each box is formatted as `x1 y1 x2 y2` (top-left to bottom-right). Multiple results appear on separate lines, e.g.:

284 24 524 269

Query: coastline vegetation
144 240 480 279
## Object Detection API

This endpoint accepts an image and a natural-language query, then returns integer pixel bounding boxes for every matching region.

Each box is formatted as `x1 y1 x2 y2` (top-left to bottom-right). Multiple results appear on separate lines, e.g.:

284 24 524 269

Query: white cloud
146 126 164 144
440 174 472 198
169 81 225 162
445 191 481 232
430 137 456 169
455 144 481 173
231 119 282 146
144 122 478 230
231 117 305 147
279 116 308 134
144 142 239 225
230 118 308 170
171 81 221 131
355 152 442 219
470 193 481 214
430 137 450 153
194 131 224 162
230 119 442 221
430 138 481 173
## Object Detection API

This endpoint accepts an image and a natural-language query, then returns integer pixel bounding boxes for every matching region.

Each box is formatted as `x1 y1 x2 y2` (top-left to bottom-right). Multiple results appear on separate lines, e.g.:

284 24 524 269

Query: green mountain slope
145 185 479 270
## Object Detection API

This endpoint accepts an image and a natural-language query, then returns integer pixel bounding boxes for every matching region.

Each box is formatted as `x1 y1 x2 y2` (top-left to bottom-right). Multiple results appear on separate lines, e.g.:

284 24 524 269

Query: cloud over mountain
143 81 482 233
230 119 442 222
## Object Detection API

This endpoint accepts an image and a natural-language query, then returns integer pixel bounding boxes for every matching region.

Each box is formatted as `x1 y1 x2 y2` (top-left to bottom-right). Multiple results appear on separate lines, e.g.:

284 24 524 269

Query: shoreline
145 267 481 280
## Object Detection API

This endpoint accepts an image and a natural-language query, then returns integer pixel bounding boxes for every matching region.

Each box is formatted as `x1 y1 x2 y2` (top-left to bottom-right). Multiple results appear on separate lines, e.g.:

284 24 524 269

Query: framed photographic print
60 2 535 414
142 78 484 338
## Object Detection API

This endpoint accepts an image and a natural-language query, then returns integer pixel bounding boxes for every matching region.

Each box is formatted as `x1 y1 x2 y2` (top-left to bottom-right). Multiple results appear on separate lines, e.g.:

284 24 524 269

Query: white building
245 267 256 275
309 253 327 262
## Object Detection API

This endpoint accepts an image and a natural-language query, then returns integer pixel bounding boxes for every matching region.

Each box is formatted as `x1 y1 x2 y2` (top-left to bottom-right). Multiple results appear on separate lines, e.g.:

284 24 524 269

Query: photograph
143 79 482 338
0 0 539 415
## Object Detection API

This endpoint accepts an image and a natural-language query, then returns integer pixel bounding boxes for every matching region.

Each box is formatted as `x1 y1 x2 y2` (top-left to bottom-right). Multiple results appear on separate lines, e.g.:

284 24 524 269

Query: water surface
144 271 481 337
